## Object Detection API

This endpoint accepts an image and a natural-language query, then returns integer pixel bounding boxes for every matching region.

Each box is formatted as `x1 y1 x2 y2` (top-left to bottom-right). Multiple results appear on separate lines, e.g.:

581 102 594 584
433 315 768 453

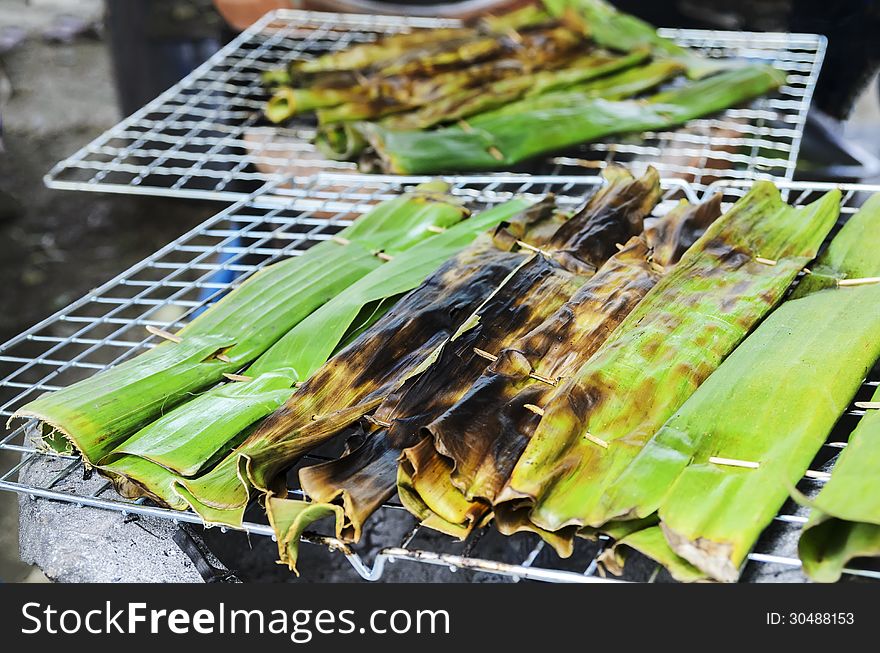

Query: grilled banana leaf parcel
800 387 880 582
544 0 725 79
795 195 880 583
406 194 722 538
271 25 588 125
167 200 561 526
13 184 468 465
96 198 533 508
495 182 840 549
357 65 784 174
317 56 679 162
599 192 880 582
297 167 662 541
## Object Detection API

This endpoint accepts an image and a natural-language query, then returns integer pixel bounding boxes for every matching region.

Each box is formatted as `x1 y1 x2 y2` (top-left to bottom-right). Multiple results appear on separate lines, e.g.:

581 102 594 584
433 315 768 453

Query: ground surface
0 1 216 582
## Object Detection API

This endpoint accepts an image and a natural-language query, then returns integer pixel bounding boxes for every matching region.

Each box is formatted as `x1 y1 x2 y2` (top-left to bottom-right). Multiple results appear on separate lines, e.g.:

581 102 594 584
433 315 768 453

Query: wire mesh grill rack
2 175 878 583
43 9 825 201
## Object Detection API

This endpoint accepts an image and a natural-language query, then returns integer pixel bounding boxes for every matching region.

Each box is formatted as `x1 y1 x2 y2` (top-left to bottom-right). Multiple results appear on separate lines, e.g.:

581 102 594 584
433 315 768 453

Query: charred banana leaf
357 65 784 174
95 198 531 508
13 184 468 464
419 194 721 528
314 25 587 125
167 200 561 527
495 182 840 551
286 27 476 80
298 167 662 542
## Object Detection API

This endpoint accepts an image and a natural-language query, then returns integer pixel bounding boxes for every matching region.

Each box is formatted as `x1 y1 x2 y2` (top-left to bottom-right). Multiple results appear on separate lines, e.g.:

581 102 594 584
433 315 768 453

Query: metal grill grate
44 10 824 200
2 175 878 583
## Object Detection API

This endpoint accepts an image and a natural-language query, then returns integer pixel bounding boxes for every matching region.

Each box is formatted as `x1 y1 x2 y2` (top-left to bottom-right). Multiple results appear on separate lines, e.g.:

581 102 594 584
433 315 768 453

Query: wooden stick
515 240 555 259
427 225 447 234
223 373 253 382
146 325 182 344
473 347 499 362
332 236 351 246
855 401 880 410
838 276 880 287
528 372 557 386
376 252 394 262
523 403 545 416
755 256 777 266
708 456 759 469
487 146 504 161
457 119 474 133
364 415 392 428
804 470 831 481
584 432 609 449
215 353 232 363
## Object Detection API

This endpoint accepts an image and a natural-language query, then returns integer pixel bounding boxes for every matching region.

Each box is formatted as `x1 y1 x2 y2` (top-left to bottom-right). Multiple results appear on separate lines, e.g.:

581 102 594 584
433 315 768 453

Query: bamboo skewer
146 325 182 344
223 373 253 382
523 403 545 416
755 256 777 266
473 347 498 362
364 415 392 428
837 277 880 287
472 347 558 385
855 401 880 410
584 432 609 449
708 456 760 469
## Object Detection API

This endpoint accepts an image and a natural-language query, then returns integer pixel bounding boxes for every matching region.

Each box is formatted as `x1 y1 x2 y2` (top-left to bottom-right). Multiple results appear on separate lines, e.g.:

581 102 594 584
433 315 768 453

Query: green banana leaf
162 200 559 527
265 498 345 575
544 0 726 79
495 182 840 552
800 387 880 582
298 167 663 542
373 48 650 131
793 195 880 582
97 198 533 511
357 65 784 174
604 193 880 582
316 55 677 163
13 183 468 464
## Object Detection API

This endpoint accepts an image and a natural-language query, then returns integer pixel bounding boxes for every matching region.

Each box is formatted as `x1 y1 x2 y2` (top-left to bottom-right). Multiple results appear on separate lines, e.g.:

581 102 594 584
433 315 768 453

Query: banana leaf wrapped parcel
96 196 533 511
14 184 470 464
396 194 722 542
262 0 786 175
295 167 664 544
494 182 840 551
163 197 559 527
800 386 880 582
601 192 880 582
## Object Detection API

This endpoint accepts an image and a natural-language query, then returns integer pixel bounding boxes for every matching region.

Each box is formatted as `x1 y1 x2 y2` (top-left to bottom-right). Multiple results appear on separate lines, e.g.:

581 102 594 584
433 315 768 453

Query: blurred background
0 0 878 583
